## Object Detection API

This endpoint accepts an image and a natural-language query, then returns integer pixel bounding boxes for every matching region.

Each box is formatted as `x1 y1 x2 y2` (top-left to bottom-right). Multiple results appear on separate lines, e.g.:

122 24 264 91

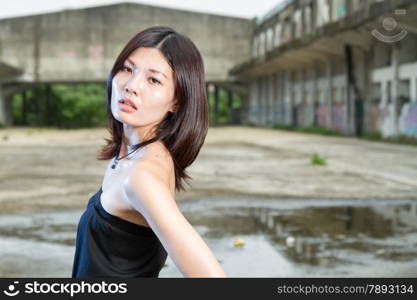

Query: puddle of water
0 197 416 277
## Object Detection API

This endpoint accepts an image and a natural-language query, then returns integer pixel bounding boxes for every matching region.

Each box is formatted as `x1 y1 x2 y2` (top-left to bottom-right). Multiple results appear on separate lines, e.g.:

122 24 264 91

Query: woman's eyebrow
126 58 167 79
149 69 168 79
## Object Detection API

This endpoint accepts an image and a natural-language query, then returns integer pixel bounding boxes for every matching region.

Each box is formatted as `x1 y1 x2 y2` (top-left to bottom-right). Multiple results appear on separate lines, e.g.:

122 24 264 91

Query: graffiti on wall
380 104 396 138
367 103 380 132
331 102 346 132
296 104 314 127
317 105 327 128
400 103 417 137
368 102 417 138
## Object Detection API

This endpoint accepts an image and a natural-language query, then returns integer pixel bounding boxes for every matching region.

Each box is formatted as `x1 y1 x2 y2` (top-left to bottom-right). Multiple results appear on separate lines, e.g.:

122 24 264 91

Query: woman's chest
100 160 151 227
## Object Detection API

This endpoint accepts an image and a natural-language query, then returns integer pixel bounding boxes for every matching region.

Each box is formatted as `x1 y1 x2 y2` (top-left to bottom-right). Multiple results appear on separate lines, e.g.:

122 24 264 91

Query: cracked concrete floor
0 126 416 214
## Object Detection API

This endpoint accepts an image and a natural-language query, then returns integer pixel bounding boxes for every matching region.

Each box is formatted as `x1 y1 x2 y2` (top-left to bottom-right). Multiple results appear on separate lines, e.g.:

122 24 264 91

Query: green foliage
396 134 417 146
273 123 295 130
11 84 107 128
0 122 4 128
52 84 106 128
273 124 342 136
361 131 417 146
246 121 257 127
299 126 342 136
208 89 242 125
362 131 382 141
311 153 327 166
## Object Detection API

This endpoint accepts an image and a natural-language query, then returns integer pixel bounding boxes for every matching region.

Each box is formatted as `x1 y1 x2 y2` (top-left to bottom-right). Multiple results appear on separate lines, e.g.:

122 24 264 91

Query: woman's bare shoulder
133 141 173 181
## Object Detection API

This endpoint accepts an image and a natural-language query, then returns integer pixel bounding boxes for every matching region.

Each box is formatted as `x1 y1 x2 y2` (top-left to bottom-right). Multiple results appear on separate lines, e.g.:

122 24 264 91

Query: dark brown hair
97 26 208 193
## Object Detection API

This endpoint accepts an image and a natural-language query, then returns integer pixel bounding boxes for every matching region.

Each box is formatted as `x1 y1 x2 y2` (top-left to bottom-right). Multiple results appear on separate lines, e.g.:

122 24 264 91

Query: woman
72 26 226 278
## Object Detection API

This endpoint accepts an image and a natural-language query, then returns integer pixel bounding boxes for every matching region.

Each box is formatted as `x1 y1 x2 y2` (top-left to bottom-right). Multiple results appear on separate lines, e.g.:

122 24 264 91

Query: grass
311 153 327 166
273 124 342 136
362 132 417 146
299 126 343 136
271 123 417 146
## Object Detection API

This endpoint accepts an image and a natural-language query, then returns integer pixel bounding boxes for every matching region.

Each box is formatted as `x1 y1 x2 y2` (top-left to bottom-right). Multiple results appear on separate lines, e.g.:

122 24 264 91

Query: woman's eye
149 77 161 85
122 65 132 73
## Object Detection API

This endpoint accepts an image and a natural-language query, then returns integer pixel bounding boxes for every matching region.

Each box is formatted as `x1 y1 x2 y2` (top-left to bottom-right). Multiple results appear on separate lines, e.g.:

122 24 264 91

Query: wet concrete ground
0 126 416 277
0 196 416 277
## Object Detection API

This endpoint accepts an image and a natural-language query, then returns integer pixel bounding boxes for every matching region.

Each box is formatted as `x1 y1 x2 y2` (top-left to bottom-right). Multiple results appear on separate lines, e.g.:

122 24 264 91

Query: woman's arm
124 159 227 278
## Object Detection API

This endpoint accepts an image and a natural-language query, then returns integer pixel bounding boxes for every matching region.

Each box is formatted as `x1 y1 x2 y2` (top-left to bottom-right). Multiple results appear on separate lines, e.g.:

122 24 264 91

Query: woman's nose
124 85 137 96
124 73 143 96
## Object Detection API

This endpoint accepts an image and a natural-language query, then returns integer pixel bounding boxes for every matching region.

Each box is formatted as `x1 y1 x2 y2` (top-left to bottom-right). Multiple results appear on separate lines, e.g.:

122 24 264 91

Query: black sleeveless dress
72 186 168 278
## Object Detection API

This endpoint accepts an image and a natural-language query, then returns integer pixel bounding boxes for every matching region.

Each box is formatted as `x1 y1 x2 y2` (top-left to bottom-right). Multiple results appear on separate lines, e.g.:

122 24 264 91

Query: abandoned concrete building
231 0 417 138
1 0 417 139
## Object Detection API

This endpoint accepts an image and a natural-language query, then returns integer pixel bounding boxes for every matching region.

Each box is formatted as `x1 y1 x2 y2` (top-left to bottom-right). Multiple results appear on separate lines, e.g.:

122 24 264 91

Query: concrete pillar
206 82 211 125
345 58 352 134
227 89 233 124
34 86 41 125
45 84 52 125
300 69 305 127
248 81 256 125
283 72 287 125
326 59 333 129
392 44 400 137
362 50 372 133
0 84 13 127
22 90 28 125
411 76 417 103
264 76 269 125
268 74 275 126
313 64 319 126
289 71 296 127
274 73 280 125
214 84 219 126
240 92 250 125
280 73 285 124
0 84 5 126
256 79 262 125
285 71 292 126
259 78 264 125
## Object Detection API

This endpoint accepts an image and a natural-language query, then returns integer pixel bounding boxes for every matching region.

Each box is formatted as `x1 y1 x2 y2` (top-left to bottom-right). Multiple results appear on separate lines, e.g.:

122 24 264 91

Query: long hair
97 26 208 193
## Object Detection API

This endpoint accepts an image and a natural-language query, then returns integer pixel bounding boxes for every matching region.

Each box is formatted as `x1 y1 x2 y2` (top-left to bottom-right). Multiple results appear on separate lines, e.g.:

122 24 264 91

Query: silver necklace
111 147 139 169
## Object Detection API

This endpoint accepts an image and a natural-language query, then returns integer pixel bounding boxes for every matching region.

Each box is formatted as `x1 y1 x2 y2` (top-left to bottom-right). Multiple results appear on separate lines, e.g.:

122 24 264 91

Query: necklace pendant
111 160 118 169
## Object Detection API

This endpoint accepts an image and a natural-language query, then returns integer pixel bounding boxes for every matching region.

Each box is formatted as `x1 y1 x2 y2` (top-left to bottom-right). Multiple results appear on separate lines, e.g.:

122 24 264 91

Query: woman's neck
119 124 156 159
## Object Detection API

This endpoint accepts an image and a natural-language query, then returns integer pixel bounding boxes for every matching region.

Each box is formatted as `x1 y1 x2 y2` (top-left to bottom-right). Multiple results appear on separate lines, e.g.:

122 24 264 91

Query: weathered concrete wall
233 0 417 138
0 3 254 83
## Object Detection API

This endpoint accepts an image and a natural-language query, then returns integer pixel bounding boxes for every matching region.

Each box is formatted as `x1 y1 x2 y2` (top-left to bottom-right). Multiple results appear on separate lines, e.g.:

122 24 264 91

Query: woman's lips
118 98 138 112
118 98 137 109
120 98 137 109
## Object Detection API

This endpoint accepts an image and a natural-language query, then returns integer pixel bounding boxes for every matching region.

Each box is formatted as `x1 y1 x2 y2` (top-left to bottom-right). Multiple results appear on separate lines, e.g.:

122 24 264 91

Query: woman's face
111 47 176 131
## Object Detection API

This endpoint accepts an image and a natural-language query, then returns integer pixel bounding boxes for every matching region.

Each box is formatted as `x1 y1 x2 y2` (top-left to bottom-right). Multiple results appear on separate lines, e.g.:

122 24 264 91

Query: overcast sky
0 0 282 20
